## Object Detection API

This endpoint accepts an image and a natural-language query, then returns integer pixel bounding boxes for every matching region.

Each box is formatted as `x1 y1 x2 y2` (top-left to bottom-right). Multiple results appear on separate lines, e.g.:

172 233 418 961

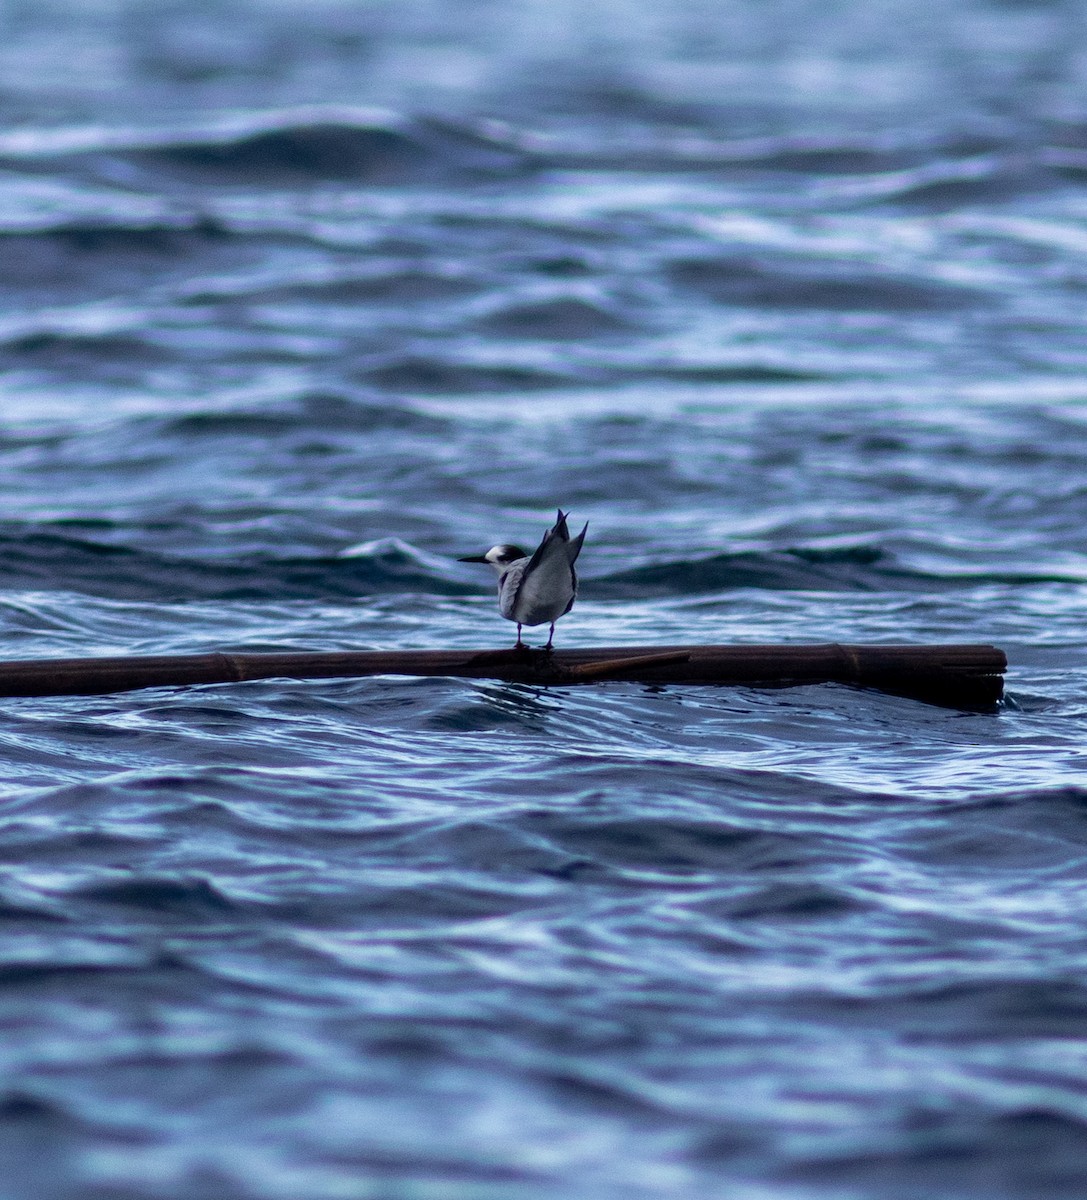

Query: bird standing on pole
459 509 588 649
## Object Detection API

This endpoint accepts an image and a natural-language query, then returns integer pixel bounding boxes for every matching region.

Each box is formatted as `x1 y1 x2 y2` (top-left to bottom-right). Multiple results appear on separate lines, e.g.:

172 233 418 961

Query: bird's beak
458 554 488 563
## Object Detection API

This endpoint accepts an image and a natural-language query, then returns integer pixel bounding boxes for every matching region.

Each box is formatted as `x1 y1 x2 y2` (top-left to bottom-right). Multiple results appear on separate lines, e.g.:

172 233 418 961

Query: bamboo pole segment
0 644 1006 708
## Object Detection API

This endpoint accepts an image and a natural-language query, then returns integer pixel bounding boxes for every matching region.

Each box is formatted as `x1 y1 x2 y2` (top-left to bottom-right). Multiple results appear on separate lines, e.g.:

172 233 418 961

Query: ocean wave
517 810 805 876
482 125 1006 180
0 216 233 288
359 353 827 394
359 355 580 394
0 532 1078 602
594 548 1087 596
829 152 1055 209
0 532 479 601
244 267 485 307
1 328 172 368
668 253 987 312
74 873 236 916
0 215 228 250
159 390 449 436
591 547 893 596
6 108 1063 204
472 295 640 340
783 1101 1087 1190
1 109 537 186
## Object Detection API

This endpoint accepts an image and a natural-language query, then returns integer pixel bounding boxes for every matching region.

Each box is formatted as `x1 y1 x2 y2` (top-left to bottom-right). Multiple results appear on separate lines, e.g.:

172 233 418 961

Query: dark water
4 2 1087 1196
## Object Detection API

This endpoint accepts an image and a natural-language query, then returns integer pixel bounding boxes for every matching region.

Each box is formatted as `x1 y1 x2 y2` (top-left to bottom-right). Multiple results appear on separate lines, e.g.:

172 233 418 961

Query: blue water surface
2 1 1087 1197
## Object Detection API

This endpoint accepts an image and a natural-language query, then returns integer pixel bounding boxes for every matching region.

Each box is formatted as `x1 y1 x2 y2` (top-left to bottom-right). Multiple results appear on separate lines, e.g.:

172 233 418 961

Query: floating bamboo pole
0 643 1006 708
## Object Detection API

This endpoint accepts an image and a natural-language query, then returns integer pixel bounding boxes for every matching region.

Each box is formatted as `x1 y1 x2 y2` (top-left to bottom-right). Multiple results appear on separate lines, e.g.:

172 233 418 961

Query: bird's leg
515 624 524 649
546 622 555 650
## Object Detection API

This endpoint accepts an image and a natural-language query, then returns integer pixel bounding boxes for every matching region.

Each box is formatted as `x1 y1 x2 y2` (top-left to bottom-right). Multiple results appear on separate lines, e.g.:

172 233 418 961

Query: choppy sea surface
5 2 1087 1196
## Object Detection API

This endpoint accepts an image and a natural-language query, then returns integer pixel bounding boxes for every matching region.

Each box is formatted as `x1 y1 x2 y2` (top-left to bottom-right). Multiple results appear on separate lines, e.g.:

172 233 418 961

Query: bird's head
458 544 527 572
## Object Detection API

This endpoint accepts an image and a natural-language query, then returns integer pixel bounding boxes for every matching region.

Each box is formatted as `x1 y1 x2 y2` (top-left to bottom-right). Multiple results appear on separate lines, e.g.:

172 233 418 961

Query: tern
459 509 588 649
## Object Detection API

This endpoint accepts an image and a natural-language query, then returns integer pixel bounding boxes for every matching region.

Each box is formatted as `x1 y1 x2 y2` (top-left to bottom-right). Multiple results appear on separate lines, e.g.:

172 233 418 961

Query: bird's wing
509 511 585 621
497 558 528 620
524 510 567 578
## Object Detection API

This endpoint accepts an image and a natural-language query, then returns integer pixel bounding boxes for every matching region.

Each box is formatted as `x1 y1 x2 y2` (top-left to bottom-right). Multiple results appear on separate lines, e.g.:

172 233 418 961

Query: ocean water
3 1 1087 1197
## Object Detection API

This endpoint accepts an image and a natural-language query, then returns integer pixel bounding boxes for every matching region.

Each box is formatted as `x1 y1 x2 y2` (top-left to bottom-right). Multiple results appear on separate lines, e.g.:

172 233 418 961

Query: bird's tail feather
567 521 588 564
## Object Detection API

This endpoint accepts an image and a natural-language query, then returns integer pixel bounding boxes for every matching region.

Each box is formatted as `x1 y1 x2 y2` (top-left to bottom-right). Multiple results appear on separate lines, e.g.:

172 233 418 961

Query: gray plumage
459 509 588 648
